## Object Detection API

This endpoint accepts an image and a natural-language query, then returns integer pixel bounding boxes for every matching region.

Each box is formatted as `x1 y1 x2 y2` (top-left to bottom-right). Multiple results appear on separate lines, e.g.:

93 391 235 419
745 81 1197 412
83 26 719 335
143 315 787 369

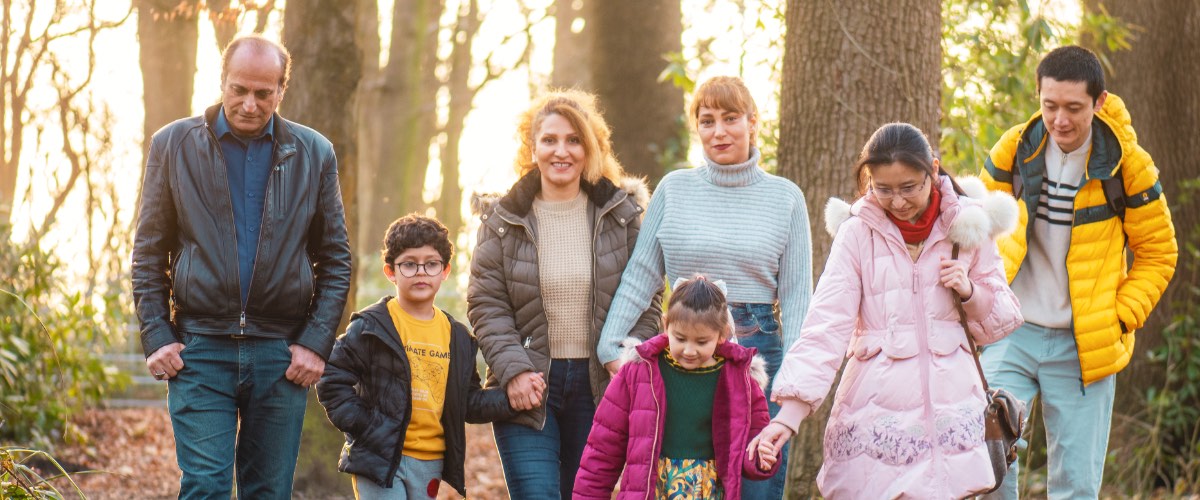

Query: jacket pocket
928 320 971 356
849 329 885 360
171 246 193 310
272 164 285 219
298 253 314 313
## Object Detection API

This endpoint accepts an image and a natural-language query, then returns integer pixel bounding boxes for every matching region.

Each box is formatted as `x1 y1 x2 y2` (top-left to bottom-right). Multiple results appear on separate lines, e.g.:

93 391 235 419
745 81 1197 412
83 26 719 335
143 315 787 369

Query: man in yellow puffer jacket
978 46 1177 499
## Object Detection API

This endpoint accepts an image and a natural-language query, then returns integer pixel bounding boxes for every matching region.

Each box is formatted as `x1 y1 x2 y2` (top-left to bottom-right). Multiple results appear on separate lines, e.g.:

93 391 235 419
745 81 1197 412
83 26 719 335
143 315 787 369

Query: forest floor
30 408 1198 499
35 408 509 499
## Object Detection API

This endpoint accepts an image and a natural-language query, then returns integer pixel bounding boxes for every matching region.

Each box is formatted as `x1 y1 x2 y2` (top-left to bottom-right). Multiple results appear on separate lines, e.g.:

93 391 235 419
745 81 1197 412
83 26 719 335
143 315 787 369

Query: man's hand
286 345 325 388
146 342 186 381
506 371 547 411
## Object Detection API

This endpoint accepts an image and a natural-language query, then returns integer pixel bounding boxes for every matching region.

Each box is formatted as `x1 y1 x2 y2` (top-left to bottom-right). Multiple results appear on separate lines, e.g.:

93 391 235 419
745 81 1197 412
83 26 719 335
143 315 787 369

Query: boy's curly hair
381 213 453 265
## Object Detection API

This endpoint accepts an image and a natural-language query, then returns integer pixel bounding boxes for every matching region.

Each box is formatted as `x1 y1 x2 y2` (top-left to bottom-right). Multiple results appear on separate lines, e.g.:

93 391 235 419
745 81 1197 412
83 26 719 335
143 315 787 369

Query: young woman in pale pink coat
749 123 1023 498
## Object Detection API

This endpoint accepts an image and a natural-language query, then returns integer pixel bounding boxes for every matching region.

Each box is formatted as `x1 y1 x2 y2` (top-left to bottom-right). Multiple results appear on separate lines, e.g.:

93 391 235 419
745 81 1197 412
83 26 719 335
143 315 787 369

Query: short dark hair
665 275 732 339
221 34 292 90
382 214 453 265
1036 46 1105 103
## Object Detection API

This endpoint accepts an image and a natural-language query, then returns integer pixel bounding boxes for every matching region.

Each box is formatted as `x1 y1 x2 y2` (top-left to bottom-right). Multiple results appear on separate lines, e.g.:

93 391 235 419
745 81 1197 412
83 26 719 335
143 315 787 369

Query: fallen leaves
34 409 512 499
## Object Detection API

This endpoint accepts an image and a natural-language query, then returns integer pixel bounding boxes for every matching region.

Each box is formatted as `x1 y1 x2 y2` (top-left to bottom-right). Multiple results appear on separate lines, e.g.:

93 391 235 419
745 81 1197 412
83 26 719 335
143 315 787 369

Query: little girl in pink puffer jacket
574 276 780 499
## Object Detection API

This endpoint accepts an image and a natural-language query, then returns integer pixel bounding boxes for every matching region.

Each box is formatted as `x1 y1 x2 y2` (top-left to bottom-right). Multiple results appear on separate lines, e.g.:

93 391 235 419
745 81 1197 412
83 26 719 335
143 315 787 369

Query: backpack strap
1011 161 1023 201
1102 174 1126 220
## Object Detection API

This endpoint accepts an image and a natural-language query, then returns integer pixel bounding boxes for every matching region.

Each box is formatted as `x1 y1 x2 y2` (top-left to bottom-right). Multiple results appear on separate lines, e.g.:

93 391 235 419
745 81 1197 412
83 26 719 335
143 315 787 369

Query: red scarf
885 184 941 244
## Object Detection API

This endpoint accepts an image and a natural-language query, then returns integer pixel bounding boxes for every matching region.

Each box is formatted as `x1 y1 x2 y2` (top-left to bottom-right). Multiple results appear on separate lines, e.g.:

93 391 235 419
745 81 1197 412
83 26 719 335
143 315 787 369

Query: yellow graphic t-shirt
387 299 452 460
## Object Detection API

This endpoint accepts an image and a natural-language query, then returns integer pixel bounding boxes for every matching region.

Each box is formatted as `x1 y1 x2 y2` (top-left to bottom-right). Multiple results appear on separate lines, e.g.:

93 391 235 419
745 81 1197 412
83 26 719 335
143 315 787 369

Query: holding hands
506 370 547 411
748 421 796 471
938 257 973 300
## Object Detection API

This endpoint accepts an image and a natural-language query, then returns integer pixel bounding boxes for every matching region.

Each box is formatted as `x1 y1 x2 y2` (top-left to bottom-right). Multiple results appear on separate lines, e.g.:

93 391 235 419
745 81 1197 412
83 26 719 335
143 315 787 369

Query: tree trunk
590 0 684 184
359 0 442 268
206 0 237 51
1083 0 1200 431
552 0 592 90
437 0 481 238
776 0 941 497
136 0 199 165
281 0 365 331
280 0 365 493
355 0 382 280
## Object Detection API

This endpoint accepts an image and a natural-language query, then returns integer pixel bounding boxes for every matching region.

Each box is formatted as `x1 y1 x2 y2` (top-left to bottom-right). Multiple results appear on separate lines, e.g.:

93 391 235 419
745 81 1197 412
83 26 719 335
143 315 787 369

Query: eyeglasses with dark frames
391 260 445 278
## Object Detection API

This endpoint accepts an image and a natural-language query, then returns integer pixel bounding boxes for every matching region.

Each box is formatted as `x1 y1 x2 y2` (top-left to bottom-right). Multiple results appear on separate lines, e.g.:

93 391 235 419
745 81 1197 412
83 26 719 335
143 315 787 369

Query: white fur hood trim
617 337 771 391
823 175 1019 250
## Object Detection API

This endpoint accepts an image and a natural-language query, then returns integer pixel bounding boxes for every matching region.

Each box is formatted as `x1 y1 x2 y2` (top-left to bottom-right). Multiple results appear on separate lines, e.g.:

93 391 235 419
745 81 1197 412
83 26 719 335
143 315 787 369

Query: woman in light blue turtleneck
594 75 813 499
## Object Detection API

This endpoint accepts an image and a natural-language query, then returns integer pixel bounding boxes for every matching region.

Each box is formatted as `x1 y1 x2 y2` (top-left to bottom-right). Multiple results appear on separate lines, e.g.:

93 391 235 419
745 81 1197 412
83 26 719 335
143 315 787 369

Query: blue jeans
979 322 1116 499
493 358 596 499
167 332 308 499
731 302 788 500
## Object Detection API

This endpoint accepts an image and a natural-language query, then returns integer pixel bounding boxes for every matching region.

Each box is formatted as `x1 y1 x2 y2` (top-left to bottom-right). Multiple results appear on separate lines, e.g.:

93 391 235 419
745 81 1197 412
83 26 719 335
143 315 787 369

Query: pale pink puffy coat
771 176 1023 499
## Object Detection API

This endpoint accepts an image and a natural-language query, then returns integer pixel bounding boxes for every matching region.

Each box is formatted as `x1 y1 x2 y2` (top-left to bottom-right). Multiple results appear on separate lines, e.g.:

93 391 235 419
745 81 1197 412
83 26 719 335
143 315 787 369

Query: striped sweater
597 147 814 365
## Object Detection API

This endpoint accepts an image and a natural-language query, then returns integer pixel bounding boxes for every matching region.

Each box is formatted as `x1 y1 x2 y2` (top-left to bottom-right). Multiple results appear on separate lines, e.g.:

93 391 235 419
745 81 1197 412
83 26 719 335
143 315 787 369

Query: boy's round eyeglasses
872 175 929 200
391 260 445 278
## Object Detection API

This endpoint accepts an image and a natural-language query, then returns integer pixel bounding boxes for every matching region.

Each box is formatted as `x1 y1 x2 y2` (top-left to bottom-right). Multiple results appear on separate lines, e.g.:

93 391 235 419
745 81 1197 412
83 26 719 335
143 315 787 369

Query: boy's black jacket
316 297 512 494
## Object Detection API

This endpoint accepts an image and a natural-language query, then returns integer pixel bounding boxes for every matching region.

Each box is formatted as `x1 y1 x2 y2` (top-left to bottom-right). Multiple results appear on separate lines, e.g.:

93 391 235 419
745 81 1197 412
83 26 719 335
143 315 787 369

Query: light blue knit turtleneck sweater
597 147 815 365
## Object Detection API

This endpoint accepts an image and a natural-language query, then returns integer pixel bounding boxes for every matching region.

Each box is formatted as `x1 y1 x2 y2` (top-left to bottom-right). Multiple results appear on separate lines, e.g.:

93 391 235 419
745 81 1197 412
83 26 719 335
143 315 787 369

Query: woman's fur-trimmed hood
617 335 770 391
470 170 651 218
823 175 1019 250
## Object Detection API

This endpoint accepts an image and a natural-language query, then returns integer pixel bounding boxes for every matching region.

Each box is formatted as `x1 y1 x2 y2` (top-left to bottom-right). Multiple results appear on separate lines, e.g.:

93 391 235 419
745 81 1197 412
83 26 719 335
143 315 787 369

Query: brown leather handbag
951 243 1026 494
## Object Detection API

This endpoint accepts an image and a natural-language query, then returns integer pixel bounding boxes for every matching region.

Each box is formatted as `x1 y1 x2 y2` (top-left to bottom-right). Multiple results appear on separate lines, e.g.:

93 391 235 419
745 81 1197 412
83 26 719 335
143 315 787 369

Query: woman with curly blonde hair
468 89 661 498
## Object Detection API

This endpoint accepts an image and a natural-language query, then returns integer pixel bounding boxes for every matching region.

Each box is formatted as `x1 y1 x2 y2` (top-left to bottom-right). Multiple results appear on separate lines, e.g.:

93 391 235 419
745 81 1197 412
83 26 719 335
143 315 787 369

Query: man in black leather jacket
131 34 351 499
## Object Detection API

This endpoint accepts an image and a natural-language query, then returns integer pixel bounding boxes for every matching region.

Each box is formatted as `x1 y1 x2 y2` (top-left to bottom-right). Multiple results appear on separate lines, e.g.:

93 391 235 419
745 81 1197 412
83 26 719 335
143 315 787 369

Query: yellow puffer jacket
981 93 1177 385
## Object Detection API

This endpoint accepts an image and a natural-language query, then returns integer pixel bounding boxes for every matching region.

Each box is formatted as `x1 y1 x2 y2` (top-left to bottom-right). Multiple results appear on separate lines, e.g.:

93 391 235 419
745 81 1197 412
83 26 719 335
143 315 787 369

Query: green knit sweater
658 353 724 459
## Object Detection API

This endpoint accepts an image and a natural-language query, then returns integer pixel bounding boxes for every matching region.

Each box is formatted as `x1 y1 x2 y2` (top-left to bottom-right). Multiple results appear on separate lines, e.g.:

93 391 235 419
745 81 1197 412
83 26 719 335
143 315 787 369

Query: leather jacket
132 104 352 359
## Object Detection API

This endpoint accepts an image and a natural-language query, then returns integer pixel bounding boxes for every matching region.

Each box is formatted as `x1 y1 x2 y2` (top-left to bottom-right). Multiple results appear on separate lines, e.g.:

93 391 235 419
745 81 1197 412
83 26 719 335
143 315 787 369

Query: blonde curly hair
514 89 625 185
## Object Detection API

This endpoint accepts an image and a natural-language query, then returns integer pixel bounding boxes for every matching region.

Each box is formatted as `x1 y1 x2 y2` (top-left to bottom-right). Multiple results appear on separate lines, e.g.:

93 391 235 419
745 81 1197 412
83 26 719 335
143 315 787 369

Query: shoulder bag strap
952 243 991 392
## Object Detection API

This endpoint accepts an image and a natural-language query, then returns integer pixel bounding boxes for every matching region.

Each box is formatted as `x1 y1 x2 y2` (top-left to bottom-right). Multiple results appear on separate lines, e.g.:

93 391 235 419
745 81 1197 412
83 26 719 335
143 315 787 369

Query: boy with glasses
317 214 513 498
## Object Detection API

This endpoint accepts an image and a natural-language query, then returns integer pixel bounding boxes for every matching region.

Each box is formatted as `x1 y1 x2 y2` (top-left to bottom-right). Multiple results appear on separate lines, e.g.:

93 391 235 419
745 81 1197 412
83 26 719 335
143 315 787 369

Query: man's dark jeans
167 333 307 499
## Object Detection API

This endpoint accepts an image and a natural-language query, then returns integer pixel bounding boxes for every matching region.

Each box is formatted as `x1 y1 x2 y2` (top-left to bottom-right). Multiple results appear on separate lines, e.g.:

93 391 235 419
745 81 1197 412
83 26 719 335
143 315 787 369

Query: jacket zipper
240 152 293 327
205 127 245 332
647 362 663 498
1066 178 1088 392
494 211 550 429
911 263 944 483
587 191 627 379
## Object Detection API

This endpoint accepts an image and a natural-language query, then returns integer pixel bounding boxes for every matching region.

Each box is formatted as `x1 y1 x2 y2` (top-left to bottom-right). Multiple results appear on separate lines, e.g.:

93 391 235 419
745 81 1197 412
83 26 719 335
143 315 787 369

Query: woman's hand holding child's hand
938 257 974 300
747 421 795 471
506 371 546 411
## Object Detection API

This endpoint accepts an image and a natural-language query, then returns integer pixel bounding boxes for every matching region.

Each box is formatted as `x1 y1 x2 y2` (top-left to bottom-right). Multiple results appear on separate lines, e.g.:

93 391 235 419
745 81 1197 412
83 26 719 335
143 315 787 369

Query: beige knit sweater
533 192 594 359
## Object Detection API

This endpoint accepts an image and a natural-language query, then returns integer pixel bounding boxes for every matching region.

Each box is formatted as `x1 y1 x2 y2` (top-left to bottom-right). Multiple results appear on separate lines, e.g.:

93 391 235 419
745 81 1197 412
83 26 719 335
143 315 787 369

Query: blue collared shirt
214 109 275 305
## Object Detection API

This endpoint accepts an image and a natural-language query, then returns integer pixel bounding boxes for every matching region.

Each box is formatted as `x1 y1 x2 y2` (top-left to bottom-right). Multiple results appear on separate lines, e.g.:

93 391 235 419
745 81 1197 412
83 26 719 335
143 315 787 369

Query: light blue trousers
979 322 1116 500
352 456 444 500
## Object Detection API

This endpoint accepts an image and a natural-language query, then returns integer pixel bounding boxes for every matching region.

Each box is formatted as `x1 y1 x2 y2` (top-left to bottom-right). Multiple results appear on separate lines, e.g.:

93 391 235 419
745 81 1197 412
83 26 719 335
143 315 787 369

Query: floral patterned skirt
655 457 723 499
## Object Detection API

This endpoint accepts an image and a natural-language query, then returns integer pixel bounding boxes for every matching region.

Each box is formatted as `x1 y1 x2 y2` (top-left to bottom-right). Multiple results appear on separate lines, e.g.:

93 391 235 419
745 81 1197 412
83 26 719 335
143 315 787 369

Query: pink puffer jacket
772 176 1023 499
574 334 779 499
